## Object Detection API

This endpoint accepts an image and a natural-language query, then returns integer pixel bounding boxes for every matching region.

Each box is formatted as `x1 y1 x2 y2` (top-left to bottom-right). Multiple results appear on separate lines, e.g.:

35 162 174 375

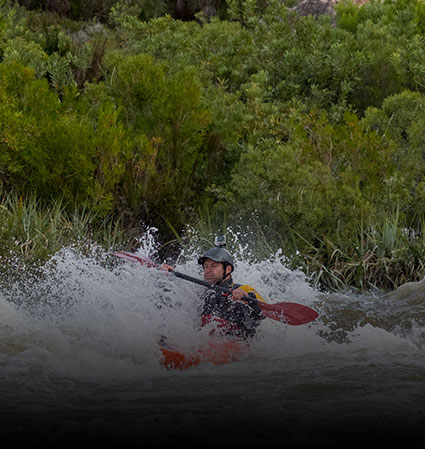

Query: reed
2 188 425 292
190 205 425 292
0 189 129 267
299 214 425 292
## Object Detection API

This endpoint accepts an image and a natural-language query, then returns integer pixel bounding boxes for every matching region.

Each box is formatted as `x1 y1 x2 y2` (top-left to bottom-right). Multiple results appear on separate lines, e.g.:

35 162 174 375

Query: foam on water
1 230 425 444
1 231 424 379
0 234 322 379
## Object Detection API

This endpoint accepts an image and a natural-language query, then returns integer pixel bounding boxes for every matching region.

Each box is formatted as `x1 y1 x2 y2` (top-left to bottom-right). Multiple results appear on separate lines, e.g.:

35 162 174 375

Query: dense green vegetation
2 0 425 290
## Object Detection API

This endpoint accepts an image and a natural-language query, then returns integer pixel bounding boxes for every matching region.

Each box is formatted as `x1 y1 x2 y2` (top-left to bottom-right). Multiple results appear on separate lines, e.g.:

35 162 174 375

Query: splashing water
1 230 425 445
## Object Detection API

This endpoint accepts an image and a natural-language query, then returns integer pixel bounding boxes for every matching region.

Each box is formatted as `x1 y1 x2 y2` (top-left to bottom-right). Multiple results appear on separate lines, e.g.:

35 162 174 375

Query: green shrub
221 109 399 246
363 90 425 227
3 0 425 288
0 61 124 216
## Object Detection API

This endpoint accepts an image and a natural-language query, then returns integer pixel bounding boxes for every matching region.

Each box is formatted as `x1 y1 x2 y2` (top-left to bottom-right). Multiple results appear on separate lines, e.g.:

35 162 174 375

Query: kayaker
162 236 265 339
197 243 265 340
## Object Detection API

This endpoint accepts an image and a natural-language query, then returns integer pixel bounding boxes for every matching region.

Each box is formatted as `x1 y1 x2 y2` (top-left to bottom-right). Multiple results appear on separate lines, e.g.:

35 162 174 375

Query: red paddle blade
260 301 319 325
111 251 158 268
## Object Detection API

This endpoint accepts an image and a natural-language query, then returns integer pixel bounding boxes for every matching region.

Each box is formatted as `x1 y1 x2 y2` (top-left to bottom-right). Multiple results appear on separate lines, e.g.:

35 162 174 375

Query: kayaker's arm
230 289 264 319
231 288 261 307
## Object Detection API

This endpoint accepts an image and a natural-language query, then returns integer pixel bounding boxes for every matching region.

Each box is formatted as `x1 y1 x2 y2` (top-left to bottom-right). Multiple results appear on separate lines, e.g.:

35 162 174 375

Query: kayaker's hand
232 289 264 316
160 264 174 272
232 288 249 302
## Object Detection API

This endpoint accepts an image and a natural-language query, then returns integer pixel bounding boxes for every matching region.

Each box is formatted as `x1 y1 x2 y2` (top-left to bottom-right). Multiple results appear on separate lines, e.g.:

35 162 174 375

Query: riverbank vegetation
2 0 425 291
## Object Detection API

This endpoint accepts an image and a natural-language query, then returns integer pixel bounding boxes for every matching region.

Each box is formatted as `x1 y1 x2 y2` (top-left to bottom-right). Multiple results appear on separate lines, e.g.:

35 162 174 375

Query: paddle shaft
111 251 319 325
170 269 255 301
113 251 262 306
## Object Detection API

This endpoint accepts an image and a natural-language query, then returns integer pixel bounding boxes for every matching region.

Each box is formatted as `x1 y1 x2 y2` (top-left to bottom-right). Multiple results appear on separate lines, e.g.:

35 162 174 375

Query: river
1 234 425 446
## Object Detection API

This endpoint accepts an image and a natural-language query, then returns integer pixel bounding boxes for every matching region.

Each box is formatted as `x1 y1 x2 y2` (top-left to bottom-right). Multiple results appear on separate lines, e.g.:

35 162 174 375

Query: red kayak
160 340 249 370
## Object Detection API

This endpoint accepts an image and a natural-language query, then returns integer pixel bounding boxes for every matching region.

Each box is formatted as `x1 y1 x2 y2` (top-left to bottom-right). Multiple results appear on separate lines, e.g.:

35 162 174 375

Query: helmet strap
218 263 232 284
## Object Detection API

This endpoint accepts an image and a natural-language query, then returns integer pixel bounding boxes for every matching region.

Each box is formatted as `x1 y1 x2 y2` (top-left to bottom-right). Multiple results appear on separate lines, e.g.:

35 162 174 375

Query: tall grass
0 189 130 268
190 206 425 292
297 213 425 292
3 188 425 292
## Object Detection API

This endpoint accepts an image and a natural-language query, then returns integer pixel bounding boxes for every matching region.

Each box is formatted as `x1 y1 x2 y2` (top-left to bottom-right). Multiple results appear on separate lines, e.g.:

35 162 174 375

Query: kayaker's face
203 258 231 284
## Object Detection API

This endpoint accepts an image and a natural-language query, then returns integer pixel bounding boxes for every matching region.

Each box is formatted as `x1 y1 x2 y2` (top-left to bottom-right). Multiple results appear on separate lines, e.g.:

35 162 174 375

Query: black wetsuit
200 277 264 339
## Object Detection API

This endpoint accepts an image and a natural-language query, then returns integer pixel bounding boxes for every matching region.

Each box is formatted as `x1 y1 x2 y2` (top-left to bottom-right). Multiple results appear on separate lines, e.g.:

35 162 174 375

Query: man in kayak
161 238 265 339
197 244 266 340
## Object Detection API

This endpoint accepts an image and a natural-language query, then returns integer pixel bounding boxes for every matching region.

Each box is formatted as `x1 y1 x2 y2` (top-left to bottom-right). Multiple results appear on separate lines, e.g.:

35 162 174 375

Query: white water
1 233 425 445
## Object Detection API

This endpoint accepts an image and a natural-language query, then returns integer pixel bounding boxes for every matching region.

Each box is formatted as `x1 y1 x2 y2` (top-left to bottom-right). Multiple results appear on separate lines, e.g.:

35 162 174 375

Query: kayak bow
160 340 248 370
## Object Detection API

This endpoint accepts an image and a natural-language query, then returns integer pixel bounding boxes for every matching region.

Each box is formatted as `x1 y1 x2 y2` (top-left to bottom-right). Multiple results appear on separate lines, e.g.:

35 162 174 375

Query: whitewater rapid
1 234 425 445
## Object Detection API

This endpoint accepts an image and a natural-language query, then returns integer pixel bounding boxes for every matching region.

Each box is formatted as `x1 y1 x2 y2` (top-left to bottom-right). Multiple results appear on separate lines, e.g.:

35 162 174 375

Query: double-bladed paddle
112 250 319 326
